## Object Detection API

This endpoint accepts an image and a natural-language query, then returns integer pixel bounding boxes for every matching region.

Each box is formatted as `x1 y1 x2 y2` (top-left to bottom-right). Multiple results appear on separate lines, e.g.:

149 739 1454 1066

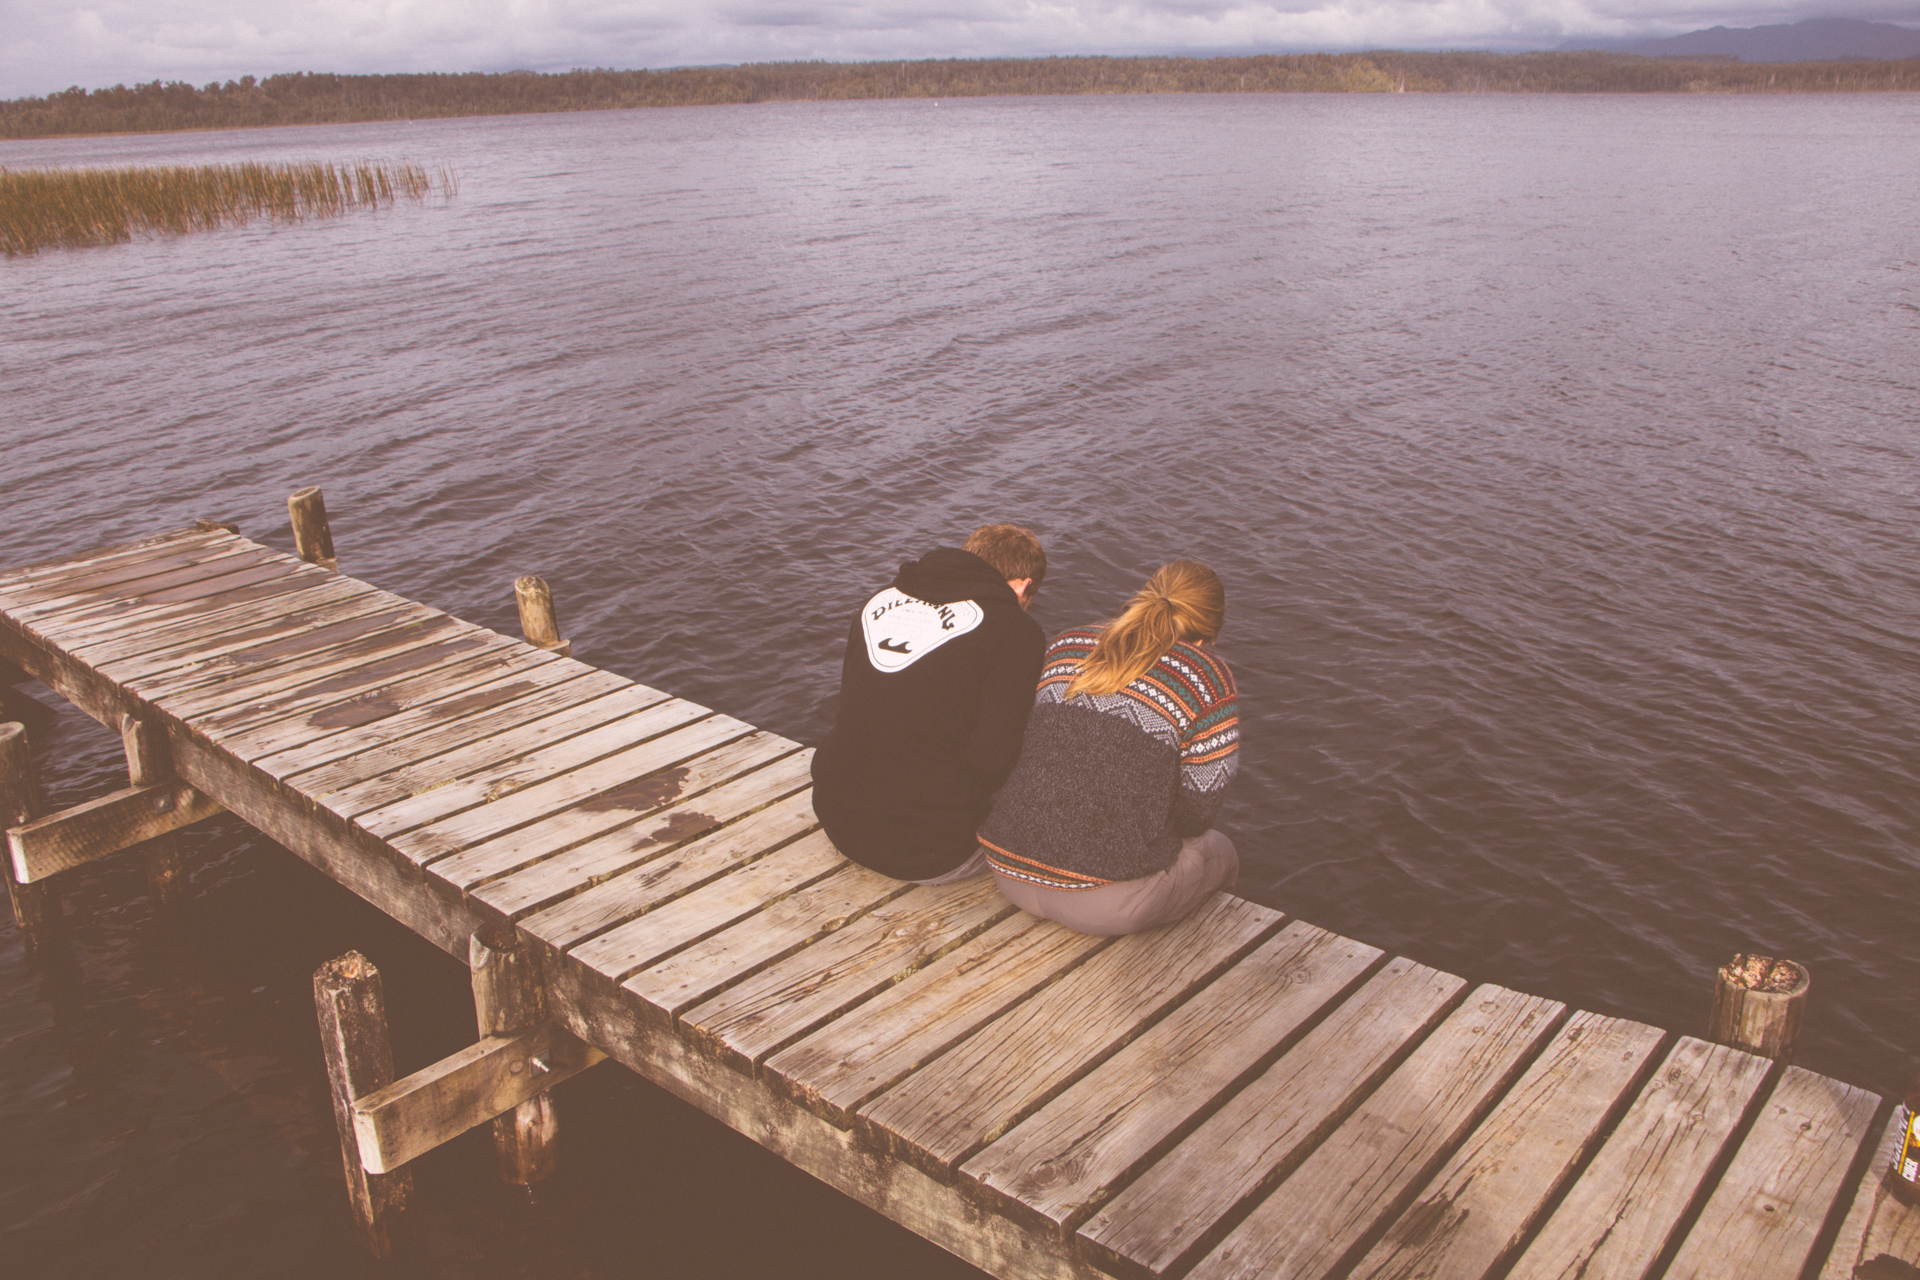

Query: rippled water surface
4 93 1919 1275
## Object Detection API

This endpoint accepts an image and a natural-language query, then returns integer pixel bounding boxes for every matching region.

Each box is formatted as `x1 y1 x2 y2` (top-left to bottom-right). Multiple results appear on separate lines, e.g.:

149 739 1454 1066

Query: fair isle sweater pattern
979 628 1240 890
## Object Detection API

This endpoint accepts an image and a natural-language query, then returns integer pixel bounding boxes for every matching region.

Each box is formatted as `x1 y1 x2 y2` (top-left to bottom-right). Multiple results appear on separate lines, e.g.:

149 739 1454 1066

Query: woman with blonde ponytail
978 561 1241 936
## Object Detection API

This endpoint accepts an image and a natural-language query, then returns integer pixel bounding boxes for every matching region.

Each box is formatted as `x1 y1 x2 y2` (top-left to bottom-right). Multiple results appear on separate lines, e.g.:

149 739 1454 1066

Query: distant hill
1560 16 1920 61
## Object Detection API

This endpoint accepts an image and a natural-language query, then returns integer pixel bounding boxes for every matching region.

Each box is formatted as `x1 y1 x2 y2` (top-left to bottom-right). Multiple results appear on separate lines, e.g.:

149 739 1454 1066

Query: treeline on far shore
5 52 1918 139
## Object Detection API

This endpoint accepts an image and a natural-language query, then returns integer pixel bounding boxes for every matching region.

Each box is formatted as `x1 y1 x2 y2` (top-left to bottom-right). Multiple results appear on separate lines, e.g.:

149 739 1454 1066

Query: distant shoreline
5 53 1918 142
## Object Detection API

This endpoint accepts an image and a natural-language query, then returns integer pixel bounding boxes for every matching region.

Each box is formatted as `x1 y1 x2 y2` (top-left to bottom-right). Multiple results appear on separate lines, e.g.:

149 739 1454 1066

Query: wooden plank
208 637 550 761
767 913 1108 1125
83 583 399 683
468 750 818 920
0 537 256 610
349 1023 606 1175
958 922 1383 1234
0 526 217 592
385 717 762 869
8 779 224 883
1666 1066 1881 1280
857 894 1284 1176
680 875 1015 1071
125 602 443 699
1080 960 1474 1278
348 690 703 835
557 824 843 974
517 789 823 950
429 734 807 893
267 665 633 795
623 861 912 1019
58 570 367 661
1505 1036 1774 1280
18 555 305 631
1343 1012 1667 1280
9 545 283 622
1155 985 1560 1280
151 618 494 722
1821 1108 1920 1280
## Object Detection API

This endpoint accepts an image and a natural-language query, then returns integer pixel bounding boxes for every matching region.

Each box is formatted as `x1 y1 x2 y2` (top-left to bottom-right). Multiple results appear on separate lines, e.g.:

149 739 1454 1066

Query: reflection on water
3 91 1918 1274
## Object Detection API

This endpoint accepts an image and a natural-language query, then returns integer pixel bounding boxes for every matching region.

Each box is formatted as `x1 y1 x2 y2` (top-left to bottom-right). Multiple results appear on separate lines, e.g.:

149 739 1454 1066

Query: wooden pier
4 516 1917 1279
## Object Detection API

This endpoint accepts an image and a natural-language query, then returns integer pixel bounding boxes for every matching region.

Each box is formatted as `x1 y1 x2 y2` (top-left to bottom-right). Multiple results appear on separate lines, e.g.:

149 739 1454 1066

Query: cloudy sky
2 0 1916 99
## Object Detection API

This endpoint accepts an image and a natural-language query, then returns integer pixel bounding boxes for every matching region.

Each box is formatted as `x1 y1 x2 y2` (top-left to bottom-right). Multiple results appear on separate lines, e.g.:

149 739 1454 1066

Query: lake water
4 91 1919 1276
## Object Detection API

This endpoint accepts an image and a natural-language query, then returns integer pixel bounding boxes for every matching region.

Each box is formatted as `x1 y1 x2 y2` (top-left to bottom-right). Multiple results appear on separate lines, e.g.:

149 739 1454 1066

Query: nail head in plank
1343 1011 1668 1280
858 894 1284 1176
960 921 1383 1234
1506 1035 1774 1280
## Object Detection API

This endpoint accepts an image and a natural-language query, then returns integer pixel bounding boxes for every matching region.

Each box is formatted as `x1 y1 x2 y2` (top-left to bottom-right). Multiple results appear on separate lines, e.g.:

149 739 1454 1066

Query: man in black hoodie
812 525 1048 883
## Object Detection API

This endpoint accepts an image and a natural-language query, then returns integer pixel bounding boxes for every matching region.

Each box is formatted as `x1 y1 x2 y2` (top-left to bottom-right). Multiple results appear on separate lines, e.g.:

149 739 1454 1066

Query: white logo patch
861 587 984 673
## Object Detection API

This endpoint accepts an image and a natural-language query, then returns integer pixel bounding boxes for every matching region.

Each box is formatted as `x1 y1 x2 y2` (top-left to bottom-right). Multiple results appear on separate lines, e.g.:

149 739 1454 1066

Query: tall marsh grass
0 160 455 256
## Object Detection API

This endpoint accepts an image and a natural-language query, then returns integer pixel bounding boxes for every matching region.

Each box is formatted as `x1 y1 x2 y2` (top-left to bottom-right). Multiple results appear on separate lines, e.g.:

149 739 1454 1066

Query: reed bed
0 160 454 256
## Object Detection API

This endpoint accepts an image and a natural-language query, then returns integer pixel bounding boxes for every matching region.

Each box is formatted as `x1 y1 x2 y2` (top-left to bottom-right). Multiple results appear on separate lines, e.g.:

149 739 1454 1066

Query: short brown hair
963 524 1046 591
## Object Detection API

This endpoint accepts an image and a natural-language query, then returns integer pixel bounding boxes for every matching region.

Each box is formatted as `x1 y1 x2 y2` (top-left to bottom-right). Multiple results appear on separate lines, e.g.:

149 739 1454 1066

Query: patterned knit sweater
978 627 1239 889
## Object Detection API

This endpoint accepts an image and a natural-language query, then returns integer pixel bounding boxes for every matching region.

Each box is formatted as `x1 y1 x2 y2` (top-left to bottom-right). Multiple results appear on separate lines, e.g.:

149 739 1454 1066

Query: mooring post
288 486 338 571
513 575 572 658
1 722 65 955
471 929 561 1186
1708 952 1809 1061
313 951 412 1257
120 714 188 910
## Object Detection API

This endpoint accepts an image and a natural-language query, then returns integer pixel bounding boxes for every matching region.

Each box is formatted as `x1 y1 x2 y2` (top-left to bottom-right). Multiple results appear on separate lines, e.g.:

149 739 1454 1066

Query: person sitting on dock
977 561 1240 936
811 524 1048 885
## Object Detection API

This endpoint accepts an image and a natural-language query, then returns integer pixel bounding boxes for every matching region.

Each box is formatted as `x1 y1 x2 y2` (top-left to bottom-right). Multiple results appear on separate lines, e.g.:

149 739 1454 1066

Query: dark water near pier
4 92 1919 1276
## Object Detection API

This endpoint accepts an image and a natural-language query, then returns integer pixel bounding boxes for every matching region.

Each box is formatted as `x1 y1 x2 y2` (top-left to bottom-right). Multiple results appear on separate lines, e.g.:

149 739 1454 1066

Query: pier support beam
514 576 572 658
122 714 188 910
288 486 338 571
2 723 64 955
472 928 562 1186
1708 952 1809 1061
314 951 413 1258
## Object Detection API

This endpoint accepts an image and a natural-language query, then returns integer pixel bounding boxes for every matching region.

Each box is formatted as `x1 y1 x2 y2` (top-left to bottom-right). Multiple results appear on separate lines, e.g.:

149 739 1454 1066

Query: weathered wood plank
0 538 257 611
208 638 550 761
1159 985 1560 1280
128 604 446 702
680 875 1015 1071
858 895 1284 1176
90 587 404 685
10 547 286 624
350 1023 606 1176
269 665 633 796
0 526 217 593
16 556 306 634
1820 1108 1920 1280
1666 1066 1880 1280
58 568 361 660
1343 1012 1667 1280
767 913 1108 1126
517 789 823 950
959 922 1384 1235
558 824 844 974
7 779 224 883
388 720 768 870
37 567 348 655
467 749 817 919
348 689 702 835
623 861 912 1019
1081 960 1476 1278
1505 1036 1774 1280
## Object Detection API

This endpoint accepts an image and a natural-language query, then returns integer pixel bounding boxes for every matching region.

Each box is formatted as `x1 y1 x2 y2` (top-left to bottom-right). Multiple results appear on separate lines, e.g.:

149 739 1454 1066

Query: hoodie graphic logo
861 588 984 673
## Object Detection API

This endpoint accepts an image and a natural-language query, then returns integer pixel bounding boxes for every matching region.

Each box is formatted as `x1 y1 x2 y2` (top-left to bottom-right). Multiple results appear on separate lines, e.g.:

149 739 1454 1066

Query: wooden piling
1 722 65 954
1708 952 1809 1061
121 714 187 910
288 487 338 571
513 576 571 658
471 929 561 1186
313 951 412 1257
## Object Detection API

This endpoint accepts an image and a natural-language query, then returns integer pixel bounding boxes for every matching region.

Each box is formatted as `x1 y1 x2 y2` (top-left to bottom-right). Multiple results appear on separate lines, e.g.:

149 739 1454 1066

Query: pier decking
4 522 1916 1279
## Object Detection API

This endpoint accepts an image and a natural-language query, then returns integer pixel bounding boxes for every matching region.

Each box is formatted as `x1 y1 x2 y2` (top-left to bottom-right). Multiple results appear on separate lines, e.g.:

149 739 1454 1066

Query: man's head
963 524 1046 608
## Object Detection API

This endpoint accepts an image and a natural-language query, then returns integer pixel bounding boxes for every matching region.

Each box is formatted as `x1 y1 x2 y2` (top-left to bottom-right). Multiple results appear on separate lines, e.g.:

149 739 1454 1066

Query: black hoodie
811 547 1046 881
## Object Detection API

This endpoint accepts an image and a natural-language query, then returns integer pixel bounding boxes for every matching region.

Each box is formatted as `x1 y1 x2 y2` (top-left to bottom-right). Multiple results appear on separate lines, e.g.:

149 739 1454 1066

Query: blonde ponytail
1065 561 1226 699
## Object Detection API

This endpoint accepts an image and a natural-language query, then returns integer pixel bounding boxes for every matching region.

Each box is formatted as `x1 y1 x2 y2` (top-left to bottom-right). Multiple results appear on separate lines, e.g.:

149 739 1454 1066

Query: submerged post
471 929 561 1187
121 714 187 910
288 487 338 571
313 952 412 1257
513 576 572 658
1 722 65 955
1708 952 1809 1061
